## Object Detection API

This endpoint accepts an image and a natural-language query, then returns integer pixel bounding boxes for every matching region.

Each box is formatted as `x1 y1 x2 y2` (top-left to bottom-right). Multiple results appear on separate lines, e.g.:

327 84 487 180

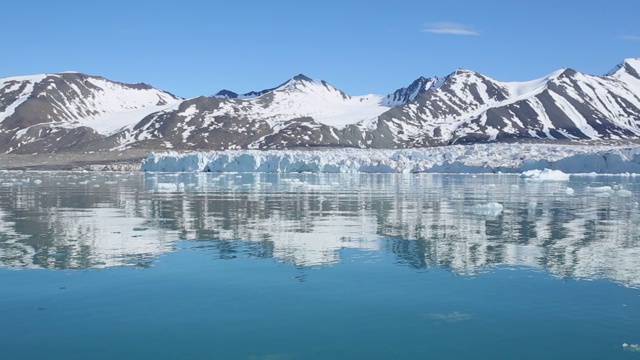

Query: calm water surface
0 172 639 359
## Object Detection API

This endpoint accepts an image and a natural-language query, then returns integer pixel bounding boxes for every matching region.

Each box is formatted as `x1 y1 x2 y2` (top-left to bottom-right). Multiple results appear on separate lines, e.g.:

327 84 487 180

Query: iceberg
473 202 504 216
521 169 571 181
141 143 640 174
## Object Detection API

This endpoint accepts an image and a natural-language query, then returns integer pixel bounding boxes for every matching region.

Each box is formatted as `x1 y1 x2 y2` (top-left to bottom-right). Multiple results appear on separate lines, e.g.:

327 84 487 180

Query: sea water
0 172 639 359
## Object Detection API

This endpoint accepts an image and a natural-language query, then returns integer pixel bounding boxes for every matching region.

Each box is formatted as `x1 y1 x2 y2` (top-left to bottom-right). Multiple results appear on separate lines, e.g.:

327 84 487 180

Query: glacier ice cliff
141 144 640 174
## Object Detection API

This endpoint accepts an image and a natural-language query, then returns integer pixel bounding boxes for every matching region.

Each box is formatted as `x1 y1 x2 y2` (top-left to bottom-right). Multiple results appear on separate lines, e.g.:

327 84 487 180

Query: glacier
141 143 640 174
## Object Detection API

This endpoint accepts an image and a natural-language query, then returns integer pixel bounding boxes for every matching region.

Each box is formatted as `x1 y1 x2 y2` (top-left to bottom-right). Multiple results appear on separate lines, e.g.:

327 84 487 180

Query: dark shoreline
2 139 640 171
0 149 150 171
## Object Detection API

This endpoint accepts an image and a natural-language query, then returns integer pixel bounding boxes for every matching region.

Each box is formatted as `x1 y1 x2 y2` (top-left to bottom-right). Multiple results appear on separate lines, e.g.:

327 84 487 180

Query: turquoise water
0 172 639 359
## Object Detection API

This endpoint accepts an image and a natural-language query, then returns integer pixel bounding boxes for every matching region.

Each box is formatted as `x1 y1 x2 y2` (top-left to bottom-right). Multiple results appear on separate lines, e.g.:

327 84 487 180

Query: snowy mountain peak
555 67 577 78
607 58 640 80
0 73 49 83
0 72 182 152
271 75 352 102
441 68 490 85
4 58 640 154
452 68 477 76
291 74 314 82
382 76 441 106
214 89 239 99
213 74 339 100
277 74 325 90
213 88 275 99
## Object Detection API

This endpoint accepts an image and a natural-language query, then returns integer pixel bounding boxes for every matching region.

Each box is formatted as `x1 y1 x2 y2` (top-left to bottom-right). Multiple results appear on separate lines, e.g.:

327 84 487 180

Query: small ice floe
588 186 615 197
589 186 613 192
616 189 633 197
510 184 520 190
521 169 570 181
473 202 504 216
33 179 42 185
622 343 640 352
565 187 575 195
426 311 472 323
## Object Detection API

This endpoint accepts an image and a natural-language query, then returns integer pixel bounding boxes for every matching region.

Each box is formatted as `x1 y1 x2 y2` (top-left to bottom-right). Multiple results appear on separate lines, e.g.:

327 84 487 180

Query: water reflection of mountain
0 172 638 287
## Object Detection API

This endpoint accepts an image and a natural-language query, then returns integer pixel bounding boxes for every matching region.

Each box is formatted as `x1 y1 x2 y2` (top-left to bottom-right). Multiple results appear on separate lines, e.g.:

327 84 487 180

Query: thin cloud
618 35 640 40
422 22 479 36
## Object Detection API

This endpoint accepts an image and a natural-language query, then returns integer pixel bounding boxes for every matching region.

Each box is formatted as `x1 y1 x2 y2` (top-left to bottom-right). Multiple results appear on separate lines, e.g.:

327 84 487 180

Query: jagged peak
213 89 239 99
381 75 441 106
557 67 577 77
275 74 348 97
276 73 323 89
437 68 488 86
409 76 437 86
212 74 346 100
449 68 482 77
537 68 576 83
606 58 640 79
454 68 474 74
291 74 313 82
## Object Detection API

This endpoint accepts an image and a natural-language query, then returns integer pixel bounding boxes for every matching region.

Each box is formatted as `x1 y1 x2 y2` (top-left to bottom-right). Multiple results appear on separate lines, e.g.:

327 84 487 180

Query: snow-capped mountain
374 60 640 146
0 59 639 155
116 59 640 151
114 74 400 150
0 72 181 153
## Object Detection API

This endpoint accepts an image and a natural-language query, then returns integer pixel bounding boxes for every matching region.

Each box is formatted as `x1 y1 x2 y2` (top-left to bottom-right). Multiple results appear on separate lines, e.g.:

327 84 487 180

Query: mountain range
1 58 639 154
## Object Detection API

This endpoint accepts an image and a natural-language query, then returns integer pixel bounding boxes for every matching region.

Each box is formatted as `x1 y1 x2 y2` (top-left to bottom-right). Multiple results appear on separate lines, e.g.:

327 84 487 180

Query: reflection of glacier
0 172 639 287
0 172 179 269
41 207 175 268
212 217 380 266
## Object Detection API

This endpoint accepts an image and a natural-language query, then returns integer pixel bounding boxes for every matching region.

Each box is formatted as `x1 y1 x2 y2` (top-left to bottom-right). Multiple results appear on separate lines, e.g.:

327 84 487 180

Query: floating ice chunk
521 169 570 181
33 179 42 185
473 202 504 216
587 185 616 197
589 186 614 194
565 187 574 195
616 189 633 197
623 343 640 352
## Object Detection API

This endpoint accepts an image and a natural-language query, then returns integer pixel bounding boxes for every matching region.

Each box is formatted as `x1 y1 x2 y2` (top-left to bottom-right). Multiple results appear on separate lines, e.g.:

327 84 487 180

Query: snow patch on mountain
502 69 564 98
205 74 393 130
60 76 182 134
607 58 640 94
0 73 182 136
0 74 47 124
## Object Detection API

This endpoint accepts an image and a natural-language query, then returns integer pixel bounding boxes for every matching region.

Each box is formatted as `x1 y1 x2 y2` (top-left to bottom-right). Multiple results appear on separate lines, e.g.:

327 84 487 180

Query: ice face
142 143 640 174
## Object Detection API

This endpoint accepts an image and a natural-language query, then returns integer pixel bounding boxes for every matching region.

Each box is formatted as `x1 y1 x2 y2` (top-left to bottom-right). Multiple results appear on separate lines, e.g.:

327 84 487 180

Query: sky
2 0 639 98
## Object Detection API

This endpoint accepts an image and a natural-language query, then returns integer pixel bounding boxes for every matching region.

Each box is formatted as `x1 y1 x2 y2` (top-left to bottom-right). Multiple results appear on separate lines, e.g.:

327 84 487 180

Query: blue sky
3 0 639 98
